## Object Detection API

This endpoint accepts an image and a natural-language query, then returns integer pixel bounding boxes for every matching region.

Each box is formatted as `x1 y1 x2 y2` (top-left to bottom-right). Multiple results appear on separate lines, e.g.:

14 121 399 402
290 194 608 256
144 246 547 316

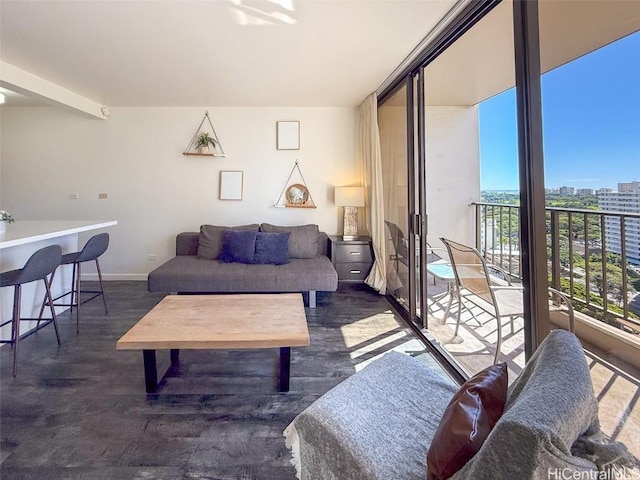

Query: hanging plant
183 111 226 157
195 132 218 153
0 210 15 223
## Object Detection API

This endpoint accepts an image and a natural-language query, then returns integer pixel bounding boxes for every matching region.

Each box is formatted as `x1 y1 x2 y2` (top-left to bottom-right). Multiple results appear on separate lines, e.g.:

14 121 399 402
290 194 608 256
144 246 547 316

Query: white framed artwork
219 171 243 200
276 121 300 150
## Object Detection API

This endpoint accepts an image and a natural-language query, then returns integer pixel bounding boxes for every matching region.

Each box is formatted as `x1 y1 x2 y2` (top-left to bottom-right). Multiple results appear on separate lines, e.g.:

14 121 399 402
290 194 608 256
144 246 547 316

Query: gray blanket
284 330 636 480
451 330 635 479
285 352 457 480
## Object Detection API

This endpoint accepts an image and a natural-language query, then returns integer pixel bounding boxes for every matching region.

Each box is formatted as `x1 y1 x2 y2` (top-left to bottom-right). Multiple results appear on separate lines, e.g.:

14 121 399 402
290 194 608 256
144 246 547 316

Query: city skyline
482 180 638 194
479 30 640 191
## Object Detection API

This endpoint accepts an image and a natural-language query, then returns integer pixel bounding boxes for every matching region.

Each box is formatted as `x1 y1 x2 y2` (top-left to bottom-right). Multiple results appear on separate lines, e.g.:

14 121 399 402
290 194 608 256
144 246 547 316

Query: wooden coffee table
116 293 309 393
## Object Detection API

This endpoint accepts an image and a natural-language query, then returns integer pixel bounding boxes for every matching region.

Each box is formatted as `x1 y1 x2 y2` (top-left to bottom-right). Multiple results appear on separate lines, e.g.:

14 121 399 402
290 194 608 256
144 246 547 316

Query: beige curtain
359 94 386 294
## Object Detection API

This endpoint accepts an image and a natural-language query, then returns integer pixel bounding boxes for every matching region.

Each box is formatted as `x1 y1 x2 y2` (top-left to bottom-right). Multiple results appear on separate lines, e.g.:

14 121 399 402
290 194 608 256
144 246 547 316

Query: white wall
425 105 480 248
0 106 359 279
376 104 480 248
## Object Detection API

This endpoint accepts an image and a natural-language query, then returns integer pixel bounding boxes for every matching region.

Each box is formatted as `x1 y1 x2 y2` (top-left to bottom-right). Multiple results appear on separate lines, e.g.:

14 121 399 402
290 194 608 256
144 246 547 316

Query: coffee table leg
170 348 180 365
279 347 291 392
143 349 157 393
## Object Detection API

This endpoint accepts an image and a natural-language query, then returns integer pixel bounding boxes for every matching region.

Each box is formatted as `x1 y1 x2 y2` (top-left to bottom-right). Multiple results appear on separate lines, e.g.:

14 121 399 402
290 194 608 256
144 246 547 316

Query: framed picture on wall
276 121 300 150
219 171 243 200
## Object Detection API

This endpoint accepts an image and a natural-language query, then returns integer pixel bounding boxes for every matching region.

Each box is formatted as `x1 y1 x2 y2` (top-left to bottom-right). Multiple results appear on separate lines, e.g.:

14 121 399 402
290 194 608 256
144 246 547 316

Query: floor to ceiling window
537 0 640 458
377 0 640 458
422 0 520 376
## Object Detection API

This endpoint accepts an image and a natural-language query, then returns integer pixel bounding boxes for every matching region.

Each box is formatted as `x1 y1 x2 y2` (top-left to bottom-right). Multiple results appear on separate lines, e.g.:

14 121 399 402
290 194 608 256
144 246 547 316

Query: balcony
425 202 640 459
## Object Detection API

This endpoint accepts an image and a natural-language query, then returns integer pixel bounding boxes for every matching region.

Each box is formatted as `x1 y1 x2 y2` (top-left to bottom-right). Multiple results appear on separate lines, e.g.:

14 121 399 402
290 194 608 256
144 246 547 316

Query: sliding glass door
378 0 522 376
378 76 428 330
421 0 521 374
378 84 413 314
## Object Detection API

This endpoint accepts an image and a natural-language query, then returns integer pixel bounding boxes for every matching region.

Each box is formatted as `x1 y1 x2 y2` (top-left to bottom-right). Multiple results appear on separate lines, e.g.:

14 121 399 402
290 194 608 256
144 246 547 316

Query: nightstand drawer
336 263 372 282
334 244 373 264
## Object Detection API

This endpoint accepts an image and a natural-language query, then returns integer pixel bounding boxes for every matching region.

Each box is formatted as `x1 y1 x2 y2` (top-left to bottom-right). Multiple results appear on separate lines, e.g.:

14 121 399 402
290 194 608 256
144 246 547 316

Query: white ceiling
0 0 458 107
385 0 640 107
425 0 640 106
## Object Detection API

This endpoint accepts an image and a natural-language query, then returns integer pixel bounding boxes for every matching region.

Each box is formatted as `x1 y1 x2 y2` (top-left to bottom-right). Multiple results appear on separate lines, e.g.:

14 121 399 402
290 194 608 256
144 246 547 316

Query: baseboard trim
80 274 147 282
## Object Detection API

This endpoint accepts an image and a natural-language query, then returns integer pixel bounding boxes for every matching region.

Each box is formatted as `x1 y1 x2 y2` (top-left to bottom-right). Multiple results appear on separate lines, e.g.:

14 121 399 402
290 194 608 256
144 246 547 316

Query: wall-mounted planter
183 111 226 157
274 161 316 209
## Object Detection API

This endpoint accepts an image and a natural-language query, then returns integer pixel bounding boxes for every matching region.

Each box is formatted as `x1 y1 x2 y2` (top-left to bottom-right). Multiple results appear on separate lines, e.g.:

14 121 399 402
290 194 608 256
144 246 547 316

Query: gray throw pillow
253 232 291 265
260 223 319 259
219 229 259 264
197 224 259 259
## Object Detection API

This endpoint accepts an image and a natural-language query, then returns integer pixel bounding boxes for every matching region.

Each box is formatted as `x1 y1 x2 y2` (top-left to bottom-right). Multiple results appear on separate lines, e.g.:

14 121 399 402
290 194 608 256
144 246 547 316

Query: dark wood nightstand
329 236 374 284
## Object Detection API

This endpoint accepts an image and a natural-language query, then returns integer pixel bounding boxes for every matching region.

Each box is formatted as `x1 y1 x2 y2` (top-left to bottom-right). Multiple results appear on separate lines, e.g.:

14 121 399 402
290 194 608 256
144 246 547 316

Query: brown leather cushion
427 362 508 480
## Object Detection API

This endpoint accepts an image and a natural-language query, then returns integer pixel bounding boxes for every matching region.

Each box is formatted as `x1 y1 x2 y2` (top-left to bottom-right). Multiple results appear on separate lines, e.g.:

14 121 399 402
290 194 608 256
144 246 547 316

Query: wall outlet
98 193 108 199
147 254 157 261
68 193 79 200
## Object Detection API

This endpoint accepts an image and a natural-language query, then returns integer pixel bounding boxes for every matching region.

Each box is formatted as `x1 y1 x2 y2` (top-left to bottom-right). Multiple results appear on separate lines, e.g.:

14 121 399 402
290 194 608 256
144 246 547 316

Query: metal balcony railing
471 202 640 333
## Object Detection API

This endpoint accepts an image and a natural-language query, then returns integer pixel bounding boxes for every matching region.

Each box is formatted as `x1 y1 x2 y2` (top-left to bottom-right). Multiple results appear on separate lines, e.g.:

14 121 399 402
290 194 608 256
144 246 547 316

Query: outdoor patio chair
440 237 574 363
385 225 470 322
384 220 408 270
425 242 481 326
385 220 448 285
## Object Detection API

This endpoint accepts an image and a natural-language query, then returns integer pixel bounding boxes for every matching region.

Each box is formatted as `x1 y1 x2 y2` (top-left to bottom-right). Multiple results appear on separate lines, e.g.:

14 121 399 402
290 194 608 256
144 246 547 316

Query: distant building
618 181 640 193
599 183 640 266
576 188 594 196
559 186 575 196
597 188 613 194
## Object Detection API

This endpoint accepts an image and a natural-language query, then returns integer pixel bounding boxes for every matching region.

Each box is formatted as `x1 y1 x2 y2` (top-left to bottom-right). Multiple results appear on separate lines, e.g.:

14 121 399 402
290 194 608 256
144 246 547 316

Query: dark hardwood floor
0 282 438 480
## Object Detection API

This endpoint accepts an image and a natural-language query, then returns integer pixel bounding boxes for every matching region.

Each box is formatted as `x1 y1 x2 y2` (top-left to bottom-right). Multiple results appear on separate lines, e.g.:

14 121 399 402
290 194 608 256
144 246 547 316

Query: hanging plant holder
183 110 226 157
274 160 317 209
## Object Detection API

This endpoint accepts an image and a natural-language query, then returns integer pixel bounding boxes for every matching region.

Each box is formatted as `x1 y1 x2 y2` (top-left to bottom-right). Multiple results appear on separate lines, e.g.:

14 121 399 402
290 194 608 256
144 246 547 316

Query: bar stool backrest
16 244 62 285
76 233 109 263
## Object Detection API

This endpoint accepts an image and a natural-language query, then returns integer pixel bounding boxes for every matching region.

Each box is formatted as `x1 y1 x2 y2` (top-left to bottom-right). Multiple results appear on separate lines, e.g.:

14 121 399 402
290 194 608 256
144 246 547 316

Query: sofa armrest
317 232 330 257
176 232 199 256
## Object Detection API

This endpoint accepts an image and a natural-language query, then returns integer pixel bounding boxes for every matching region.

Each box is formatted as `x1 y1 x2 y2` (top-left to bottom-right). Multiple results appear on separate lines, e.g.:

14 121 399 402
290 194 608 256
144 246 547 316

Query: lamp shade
335 187 365 207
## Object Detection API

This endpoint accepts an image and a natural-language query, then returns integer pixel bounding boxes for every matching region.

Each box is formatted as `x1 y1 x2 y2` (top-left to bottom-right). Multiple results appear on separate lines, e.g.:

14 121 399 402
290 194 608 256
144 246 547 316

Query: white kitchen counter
0 220 117 249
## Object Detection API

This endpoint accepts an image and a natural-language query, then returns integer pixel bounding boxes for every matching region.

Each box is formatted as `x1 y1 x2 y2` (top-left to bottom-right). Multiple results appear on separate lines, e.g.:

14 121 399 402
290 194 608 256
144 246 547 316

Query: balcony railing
471 202 640 333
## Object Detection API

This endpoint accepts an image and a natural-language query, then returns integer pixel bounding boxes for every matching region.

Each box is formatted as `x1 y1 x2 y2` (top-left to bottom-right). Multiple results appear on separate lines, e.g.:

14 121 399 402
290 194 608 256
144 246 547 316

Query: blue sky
479 31 640 191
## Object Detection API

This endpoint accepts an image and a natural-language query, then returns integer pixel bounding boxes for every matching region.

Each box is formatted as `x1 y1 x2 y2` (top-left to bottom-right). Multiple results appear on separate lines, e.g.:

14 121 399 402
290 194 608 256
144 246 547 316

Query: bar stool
0 244 62 377
41 233 109 333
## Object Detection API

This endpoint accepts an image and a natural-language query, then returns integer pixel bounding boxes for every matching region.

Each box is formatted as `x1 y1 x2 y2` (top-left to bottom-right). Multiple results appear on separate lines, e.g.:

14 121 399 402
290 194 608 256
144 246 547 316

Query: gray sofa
284 330 635 479
147 225 338 308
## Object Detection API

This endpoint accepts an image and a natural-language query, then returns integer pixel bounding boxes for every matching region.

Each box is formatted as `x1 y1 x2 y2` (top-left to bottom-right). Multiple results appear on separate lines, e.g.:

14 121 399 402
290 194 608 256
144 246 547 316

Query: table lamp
335 186 365 240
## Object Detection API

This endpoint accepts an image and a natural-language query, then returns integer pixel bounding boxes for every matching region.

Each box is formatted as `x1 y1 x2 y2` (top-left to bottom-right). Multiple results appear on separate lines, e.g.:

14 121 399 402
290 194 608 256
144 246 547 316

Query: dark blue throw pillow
219 229 259 264
253 232 291 265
